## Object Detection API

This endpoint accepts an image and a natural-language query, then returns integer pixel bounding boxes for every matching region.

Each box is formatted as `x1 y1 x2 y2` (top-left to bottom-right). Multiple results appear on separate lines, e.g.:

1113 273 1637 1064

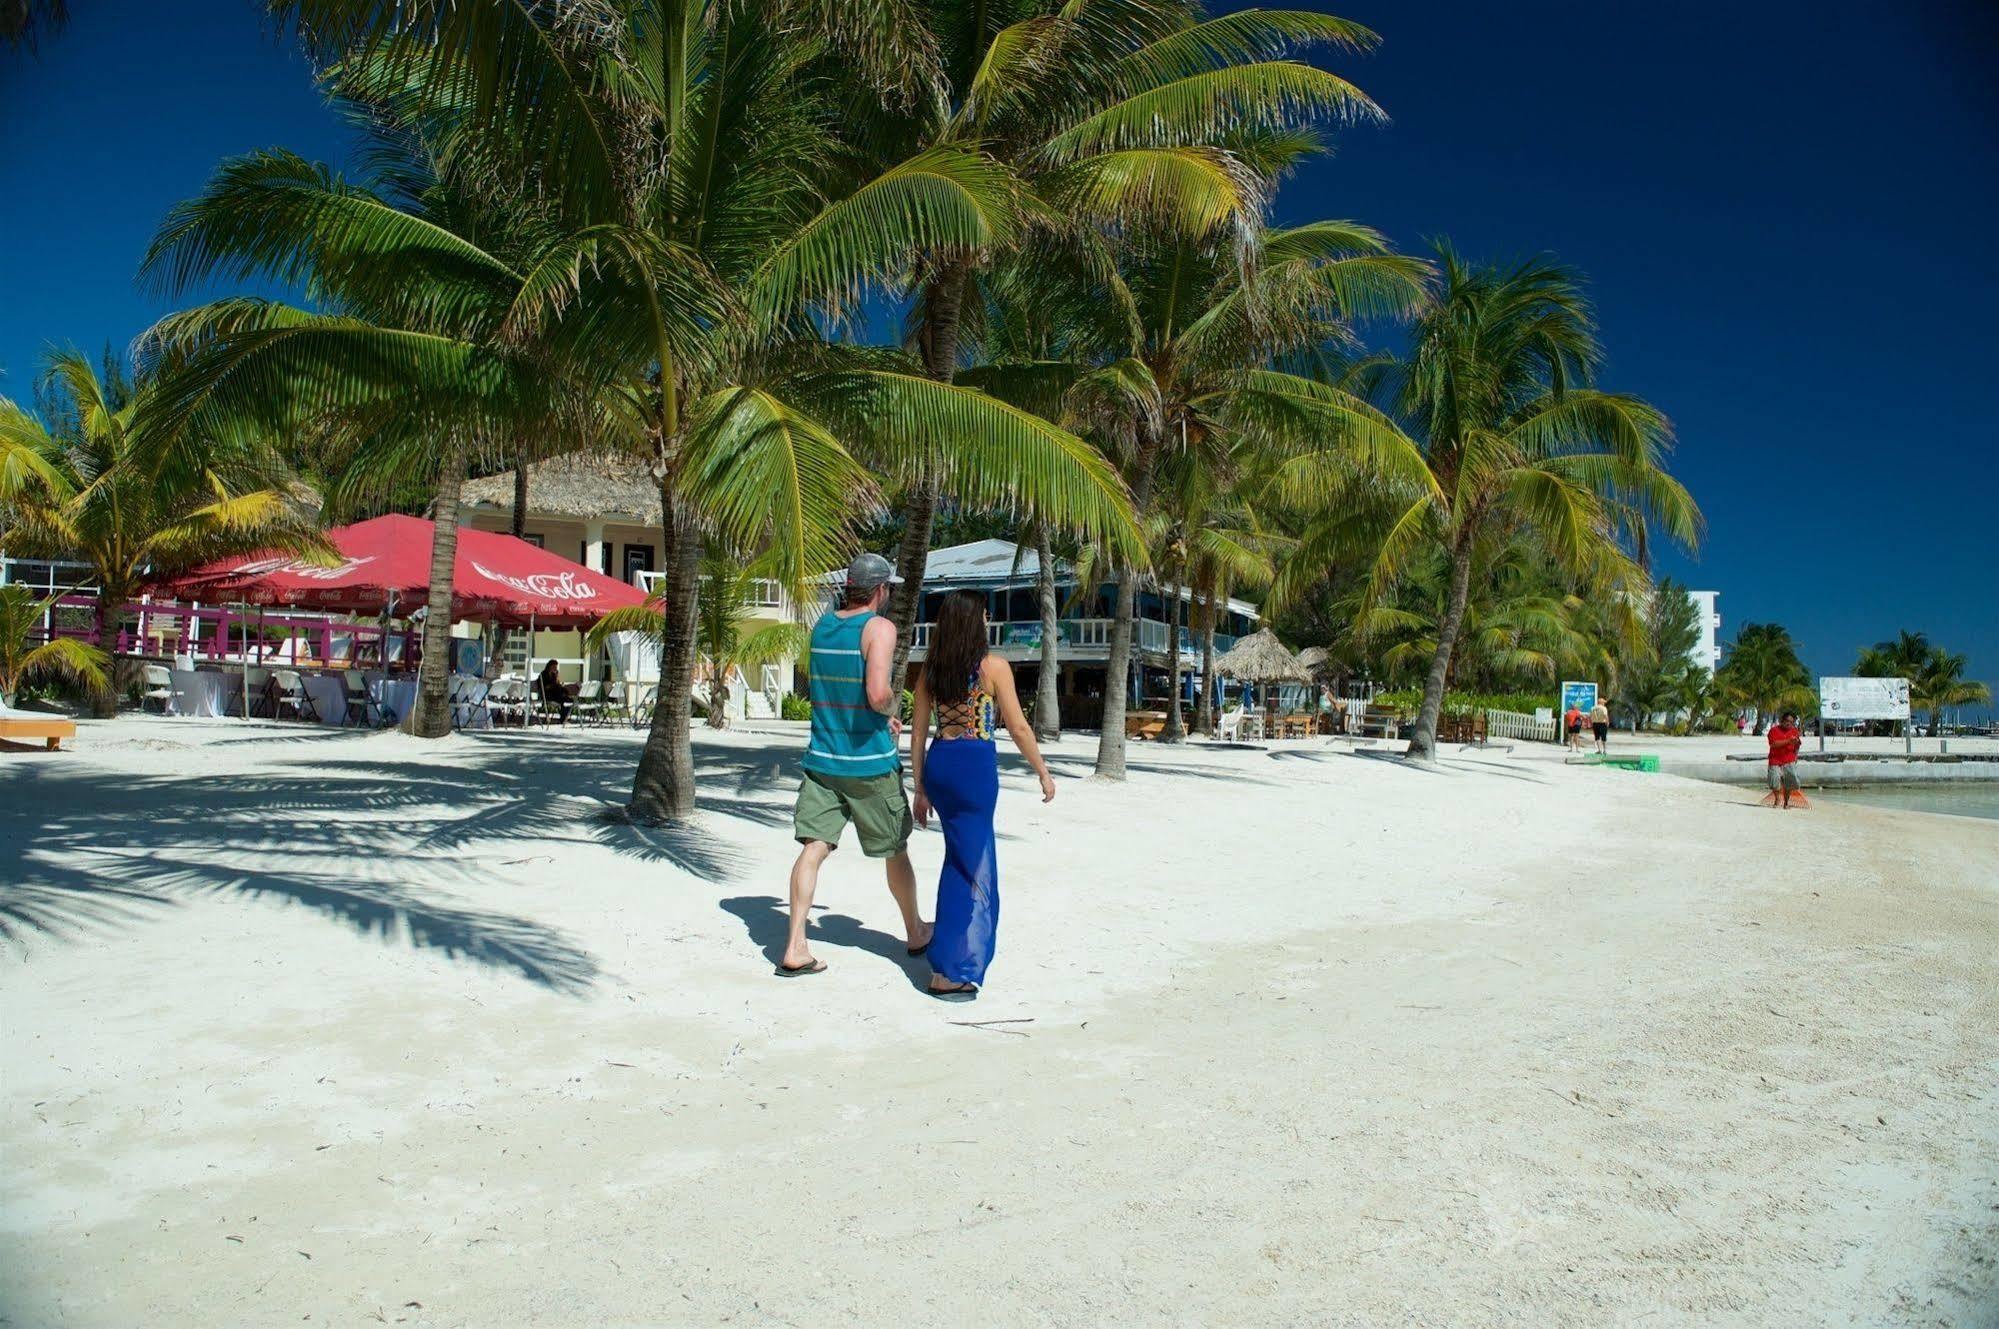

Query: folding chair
452 677 492 730
487 677 529 728
270 670 320 722
140 664 176 714
571 679 606 727
342 670 379 727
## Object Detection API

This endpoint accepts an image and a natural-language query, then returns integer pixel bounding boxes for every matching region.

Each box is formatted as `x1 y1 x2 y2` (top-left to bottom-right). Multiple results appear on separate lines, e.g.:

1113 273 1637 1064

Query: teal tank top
802 609 900 777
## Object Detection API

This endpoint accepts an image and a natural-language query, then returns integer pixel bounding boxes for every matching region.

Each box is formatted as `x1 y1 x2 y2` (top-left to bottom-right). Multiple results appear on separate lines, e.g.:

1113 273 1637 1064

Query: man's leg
883 850 929 950
783 840 833 969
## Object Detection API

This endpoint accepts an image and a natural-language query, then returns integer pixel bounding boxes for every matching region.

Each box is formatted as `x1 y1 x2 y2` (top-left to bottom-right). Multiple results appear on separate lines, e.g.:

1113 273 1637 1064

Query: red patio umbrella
161 514 650 627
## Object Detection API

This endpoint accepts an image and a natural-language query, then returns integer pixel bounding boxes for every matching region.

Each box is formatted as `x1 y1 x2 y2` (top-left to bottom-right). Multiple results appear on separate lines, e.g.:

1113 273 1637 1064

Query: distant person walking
909 591 1057 1001
1766 710 1804 808
1564 702 1586 753
779 553 929 977
1589 700 1611 755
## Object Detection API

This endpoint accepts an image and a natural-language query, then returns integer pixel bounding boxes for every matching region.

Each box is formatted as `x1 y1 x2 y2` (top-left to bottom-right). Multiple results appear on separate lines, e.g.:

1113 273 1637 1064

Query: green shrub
899 688 915 723
1372 687 1552 718
779 692 812 721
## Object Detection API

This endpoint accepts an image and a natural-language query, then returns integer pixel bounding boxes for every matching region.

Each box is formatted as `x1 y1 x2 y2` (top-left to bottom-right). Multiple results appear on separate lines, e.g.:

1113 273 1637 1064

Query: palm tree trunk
1407 538 1474 762
87 590 124 718
411 433 472 738
1093 428 1163 780
510 440 529 539
1161 575 1185 742
1033 523 1061 742
887 260 970 689
1197 589 1217 736
629 486 702 823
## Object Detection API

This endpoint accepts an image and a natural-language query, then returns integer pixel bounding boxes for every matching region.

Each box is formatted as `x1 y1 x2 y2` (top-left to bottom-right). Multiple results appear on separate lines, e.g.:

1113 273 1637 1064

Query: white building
1687 589 1722 676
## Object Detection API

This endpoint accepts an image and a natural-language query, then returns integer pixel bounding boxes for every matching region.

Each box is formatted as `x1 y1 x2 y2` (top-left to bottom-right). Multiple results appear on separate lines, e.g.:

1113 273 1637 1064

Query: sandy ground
2 716 1995 1328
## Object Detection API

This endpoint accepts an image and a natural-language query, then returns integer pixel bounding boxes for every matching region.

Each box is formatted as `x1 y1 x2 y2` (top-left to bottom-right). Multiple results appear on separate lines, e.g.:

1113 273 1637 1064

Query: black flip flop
907 941 930 957
776 959 827 977
927 981 977 1002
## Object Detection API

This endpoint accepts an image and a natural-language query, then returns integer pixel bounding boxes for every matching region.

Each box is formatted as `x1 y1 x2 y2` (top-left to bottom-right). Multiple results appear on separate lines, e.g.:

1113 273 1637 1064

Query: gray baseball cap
845 551 904 591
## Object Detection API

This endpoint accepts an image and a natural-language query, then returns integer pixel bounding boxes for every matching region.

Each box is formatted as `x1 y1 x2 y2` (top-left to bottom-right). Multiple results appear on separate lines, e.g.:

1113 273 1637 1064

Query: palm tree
256 1 1139 821
0 585 108 705
1717 621 1814 733
817 1 1390 680
3 350 325 716
137 148 587 737
1911 646 1990 736
1068 218 1428 776
1272 248 1701 762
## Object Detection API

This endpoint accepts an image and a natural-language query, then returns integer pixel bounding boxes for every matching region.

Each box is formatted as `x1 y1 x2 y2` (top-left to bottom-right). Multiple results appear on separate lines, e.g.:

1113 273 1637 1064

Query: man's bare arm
861 615 898 715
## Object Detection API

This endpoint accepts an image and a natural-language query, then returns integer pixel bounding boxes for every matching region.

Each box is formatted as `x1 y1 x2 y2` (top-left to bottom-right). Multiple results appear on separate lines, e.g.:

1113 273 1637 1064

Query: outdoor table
371 676 419 726
299 673 347 725
169 668 233 718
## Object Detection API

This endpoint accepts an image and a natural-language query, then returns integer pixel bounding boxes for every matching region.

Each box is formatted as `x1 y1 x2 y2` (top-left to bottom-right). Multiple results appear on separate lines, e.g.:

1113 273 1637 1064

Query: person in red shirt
1766 710 1804 808
1563 704 1585 753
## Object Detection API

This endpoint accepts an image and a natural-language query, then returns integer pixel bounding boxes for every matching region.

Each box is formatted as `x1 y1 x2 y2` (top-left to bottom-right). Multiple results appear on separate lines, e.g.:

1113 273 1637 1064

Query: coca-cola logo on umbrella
232 554 379 581
470 561 601 602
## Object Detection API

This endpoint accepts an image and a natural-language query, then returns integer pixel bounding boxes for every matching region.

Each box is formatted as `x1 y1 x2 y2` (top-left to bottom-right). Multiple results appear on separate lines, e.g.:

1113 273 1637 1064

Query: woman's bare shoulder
980 653 1013 689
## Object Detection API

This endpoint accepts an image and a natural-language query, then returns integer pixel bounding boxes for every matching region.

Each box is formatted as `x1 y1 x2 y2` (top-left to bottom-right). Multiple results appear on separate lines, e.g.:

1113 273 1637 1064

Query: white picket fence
1486 707 1557 742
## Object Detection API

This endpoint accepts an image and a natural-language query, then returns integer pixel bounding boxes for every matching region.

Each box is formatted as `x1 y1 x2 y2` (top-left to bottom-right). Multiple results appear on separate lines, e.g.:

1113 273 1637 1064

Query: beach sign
1819 676 1909 720
1560 680 1598 714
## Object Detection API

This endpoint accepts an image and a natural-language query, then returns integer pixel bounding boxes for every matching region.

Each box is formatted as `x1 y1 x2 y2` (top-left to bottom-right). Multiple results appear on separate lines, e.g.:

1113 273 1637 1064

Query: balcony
909 618 1234 660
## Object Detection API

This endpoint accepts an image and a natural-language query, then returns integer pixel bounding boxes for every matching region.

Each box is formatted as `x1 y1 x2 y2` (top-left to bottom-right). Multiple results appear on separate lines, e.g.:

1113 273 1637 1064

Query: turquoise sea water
1810 784 1999 822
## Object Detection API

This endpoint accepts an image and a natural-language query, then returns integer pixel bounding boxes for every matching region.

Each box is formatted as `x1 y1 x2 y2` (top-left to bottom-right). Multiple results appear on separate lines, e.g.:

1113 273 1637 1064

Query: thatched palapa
461 452 660 524
1214 628 1307 682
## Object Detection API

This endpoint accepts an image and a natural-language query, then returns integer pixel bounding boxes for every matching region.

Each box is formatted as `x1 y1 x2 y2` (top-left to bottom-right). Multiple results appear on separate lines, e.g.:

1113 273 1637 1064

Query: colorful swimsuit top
935 666 997 741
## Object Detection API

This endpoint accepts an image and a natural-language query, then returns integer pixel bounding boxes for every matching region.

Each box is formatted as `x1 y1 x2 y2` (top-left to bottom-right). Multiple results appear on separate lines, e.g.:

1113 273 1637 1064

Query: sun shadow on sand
717 894 931 990
0 728 790 989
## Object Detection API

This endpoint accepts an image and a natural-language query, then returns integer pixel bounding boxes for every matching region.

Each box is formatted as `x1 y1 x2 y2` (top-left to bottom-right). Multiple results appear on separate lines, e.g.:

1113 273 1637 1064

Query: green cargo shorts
793 767 913 858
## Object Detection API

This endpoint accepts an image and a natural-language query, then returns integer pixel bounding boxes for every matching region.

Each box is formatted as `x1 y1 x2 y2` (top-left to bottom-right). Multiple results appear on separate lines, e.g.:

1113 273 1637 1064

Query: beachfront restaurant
843 539 1261 729
461 452 800 719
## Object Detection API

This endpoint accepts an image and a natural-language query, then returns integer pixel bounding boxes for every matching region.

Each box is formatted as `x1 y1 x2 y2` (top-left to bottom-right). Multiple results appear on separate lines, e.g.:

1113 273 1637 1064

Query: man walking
780 552 931 975
1766 709 1804 809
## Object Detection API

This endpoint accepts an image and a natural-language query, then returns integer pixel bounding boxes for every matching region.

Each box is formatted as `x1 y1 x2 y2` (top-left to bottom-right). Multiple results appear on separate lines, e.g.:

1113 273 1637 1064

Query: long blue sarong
923 735 1000 985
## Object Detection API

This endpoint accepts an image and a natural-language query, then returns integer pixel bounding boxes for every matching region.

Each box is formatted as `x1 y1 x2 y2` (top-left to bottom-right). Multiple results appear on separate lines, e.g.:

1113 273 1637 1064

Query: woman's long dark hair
928 590 988 704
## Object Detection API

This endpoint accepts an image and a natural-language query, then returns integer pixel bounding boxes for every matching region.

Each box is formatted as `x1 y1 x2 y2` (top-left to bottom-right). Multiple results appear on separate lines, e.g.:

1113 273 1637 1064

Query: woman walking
909 591 1057 1001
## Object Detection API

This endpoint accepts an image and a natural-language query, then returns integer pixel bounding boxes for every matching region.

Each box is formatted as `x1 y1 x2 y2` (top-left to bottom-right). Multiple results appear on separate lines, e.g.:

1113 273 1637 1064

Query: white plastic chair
487 677 530 728
270 670 319 722
572 679 606 726
342 670 379 727
141 664 176 714
451 676 491 730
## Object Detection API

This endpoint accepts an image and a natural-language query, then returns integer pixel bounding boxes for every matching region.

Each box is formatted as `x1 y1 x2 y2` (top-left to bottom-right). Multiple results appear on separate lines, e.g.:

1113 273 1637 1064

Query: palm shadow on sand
718 894 932 991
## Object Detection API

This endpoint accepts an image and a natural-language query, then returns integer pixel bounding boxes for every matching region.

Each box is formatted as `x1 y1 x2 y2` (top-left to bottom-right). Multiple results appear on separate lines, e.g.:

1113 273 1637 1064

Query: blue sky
2 0 1994 697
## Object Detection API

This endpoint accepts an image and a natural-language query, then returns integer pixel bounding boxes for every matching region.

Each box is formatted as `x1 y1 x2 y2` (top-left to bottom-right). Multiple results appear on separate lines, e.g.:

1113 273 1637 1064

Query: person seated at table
535 659 573 724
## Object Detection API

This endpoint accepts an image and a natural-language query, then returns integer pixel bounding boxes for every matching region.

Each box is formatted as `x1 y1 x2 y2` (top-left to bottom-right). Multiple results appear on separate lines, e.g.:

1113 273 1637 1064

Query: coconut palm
246 1 1139 820
779 2 1392 682
137 148 589 738
1270 248 1701 761
2 349 325 716
1912 651 1988 736
1717 621 1814 733
0 585 108 705
1063 218 1427 776
1848 629 1985 736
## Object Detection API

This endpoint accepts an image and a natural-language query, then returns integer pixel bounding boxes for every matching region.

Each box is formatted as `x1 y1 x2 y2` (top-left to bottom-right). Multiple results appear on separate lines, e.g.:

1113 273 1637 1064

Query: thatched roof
461 453 659 523
1296 645 1334 676
1214 628 1307 682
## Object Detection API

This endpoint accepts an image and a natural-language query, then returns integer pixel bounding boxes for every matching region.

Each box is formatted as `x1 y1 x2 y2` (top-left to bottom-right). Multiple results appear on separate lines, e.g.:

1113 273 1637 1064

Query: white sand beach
3 719 1995 1327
